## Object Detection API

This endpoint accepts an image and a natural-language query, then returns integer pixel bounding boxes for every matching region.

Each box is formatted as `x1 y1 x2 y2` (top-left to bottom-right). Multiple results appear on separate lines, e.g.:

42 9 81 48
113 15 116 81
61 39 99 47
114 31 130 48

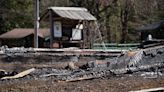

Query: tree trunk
105 10 111 42
120 22 128 43
120 0 129 43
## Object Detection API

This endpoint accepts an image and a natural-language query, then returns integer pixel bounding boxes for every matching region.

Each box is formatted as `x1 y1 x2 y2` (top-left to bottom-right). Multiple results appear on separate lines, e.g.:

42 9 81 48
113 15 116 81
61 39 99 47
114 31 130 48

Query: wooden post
82 21 86 48
49 10 54 48
89 21 94 49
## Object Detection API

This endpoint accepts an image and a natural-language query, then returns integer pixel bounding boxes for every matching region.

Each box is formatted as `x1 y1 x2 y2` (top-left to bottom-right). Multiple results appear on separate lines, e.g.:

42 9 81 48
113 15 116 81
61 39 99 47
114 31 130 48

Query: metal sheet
137 20 164 31
0 28 50 39
49 7 96 21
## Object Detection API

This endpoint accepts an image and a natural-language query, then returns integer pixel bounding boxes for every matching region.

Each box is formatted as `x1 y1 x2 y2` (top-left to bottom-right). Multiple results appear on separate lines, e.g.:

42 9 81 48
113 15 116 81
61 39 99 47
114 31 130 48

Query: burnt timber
2 48 124 57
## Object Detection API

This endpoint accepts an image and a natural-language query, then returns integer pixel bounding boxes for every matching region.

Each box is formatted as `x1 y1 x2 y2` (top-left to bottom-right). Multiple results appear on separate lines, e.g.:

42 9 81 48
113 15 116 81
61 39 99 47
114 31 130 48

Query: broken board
1 68 35 80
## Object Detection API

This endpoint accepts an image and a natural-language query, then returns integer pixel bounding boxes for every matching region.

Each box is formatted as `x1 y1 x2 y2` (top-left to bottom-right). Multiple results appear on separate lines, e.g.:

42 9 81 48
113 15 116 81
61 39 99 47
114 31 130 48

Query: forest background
0 0 163 43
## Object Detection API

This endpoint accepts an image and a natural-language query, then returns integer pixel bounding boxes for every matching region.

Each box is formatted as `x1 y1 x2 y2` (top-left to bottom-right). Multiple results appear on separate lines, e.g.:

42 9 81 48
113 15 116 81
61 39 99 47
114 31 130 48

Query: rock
66 62 77 70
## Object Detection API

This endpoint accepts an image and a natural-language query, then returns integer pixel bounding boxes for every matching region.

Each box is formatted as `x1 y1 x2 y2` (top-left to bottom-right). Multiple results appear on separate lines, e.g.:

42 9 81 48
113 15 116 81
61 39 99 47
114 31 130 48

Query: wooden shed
41 7 97 49
0 28 50 48
137 20 164 47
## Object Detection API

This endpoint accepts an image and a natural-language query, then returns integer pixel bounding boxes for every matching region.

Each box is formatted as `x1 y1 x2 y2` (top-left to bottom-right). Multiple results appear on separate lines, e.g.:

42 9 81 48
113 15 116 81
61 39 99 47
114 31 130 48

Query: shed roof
0 28 50 39
137 20 164 31
41 7 96 21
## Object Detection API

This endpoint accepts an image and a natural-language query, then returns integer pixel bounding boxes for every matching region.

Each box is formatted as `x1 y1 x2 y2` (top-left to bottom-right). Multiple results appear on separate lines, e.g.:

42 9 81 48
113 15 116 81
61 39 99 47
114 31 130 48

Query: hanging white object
54 21 62 37
76 24 83 30
72 28 82 40
147 34 152 40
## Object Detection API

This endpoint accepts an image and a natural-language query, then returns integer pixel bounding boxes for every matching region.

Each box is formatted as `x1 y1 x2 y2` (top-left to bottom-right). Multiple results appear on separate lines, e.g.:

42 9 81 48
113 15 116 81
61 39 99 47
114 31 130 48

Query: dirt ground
0 75 164 92
0 60 164 92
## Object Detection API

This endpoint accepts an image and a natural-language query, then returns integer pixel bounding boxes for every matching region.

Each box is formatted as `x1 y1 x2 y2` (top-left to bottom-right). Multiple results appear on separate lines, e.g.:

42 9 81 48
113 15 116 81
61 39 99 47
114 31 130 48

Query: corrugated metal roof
48 7 96 20
0 28 50 39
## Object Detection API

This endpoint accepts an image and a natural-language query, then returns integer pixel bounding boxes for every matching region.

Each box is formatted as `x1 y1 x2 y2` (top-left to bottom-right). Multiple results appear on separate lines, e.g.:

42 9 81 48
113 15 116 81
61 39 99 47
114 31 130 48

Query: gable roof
41 7 96 21
0 28 50 39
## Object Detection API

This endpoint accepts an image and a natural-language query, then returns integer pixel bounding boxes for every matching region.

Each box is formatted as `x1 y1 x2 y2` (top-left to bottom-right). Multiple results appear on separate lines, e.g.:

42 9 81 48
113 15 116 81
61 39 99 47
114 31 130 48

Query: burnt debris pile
109 46 164 74
32 46 164 81
0 46 164 81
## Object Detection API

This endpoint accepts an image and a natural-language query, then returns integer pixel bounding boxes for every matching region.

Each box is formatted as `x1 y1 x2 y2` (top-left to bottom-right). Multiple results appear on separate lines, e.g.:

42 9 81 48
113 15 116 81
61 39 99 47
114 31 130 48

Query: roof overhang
136 20 164 32
40 7 97 21
0 28 50 39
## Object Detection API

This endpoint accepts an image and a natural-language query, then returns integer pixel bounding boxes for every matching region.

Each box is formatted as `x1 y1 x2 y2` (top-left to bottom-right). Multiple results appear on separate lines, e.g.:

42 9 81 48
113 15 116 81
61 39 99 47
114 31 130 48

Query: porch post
34 0 39 48
49 10 54 48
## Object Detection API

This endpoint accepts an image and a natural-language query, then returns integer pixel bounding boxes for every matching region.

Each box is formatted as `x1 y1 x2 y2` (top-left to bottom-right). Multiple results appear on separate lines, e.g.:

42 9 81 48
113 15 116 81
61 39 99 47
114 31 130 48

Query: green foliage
0 0 33 33
0 0 163 43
